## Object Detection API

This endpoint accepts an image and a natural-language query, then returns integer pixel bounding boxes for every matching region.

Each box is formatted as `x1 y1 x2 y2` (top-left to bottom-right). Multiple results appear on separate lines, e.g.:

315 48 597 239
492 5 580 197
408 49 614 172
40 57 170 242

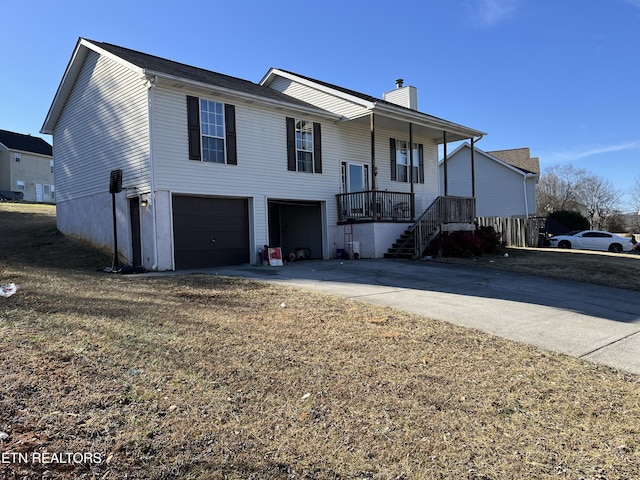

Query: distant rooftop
488 148 539 174
0 129 52 156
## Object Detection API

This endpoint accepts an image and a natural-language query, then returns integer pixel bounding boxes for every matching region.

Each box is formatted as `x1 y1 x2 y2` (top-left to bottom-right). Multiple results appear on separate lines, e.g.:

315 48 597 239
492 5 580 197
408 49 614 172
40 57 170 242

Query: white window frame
17 181 25 190
295 119 313 173
395 140 419 183
200 99 226 163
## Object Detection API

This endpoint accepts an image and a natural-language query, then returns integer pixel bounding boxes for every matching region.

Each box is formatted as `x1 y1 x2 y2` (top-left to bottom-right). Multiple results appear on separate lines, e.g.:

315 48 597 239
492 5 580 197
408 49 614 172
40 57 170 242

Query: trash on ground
0 283 18 298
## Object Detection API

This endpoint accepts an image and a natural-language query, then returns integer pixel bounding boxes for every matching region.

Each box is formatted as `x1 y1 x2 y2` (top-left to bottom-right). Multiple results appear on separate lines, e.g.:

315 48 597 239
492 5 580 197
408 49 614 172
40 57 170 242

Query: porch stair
384 196 476 259
383 229 415 259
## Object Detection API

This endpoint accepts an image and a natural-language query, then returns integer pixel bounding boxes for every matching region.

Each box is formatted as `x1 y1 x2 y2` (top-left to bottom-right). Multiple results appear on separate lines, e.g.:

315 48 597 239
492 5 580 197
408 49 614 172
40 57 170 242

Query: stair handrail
409 196 476 257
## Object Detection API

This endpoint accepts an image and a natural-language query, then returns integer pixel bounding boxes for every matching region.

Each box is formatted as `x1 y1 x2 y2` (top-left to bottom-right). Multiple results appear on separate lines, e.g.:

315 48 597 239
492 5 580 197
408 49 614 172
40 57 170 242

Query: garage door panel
173 196 250 269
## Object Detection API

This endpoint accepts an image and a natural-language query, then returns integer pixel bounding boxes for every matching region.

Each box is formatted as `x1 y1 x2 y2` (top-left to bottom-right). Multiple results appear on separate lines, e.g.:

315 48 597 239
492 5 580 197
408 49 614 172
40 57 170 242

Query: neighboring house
41 38 484 270
0 129 54 202
439 143 539 218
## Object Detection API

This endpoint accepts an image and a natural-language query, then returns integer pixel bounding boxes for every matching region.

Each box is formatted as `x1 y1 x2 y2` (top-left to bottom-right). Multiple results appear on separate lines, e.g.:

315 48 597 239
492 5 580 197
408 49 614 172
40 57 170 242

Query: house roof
91 41 326 108
261 68 486 143
42 38 336 134
0 129 52 156
487 148 540 174
43 38 485 143
443 142 538 177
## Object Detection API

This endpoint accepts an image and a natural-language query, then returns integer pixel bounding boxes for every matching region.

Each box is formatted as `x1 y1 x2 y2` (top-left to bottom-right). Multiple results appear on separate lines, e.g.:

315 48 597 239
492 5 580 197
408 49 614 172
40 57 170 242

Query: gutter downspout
523 175 530 218
147 75 159 270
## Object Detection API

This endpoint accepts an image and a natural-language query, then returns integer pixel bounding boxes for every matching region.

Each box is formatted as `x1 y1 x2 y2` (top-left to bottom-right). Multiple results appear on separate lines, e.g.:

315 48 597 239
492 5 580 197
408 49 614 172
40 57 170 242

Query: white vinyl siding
151 87 343 238
154 87 440 229
52 51 150 202
440 146 533 217
268 76 369 120
374 125 439 212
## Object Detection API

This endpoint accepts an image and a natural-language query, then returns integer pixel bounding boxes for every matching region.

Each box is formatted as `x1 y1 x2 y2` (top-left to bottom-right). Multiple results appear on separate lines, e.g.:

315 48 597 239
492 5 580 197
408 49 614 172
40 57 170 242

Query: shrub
548 210 590 231
475 225 502 253
427 227 500 258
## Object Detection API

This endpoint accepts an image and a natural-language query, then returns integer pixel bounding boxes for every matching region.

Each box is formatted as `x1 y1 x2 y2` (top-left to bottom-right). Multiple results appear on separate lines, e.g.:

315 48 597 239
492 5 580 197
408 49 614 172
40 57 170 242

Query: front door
342 163 369 215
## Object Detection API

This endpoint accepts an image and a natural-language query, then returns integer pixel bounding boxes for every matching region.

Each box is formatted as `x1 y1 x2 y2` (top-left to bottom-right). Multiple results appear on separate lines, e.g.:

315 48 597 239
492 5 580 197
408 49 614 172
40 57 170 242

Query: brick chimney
383 79 418 110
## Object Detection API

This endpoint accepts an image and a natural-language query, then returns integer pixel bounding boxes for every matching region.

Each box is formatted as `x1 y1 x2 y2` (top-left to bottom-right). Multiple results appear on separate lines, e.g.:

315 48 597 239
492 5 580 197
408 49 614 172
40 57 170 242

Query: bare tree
579 175 623 229
632 175 640 214
536 164 588 214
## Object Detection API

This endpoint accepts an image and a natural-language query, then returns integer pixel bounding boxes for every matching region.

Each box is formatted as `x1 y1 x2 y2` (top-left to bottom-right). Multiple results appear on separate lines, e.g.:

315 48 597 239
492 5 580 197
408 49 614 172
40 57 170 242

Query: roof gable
42 38 334 134
0 129 52 156
261 69 486 142
443 143 538 177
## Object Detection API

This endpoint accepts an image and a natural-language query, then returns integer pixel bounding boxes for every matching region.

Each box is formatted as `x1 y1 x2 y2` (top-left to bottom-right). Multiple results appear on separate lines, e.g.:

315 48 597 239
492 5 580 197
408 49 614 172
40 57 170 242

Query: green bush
548 210 590 231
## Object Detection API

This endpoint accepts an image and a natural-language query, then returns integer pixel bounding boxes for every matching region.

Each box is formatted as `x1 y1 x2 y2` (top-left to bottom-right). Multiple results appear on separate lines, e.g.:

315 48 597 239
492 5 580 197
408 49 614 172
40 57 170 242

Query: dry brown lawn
436 245 640 293
1 203 639 479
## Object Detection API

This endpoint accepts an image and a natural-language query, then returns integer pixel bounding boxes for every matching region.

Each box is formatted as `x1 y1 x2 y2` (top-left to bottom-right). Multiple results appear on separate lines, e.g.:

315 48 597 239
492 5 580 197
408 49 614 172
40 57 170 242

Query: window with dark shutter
286 117 322 173
187 96 238 165
187 96 201 161
313 122 322 174
225 104 237 165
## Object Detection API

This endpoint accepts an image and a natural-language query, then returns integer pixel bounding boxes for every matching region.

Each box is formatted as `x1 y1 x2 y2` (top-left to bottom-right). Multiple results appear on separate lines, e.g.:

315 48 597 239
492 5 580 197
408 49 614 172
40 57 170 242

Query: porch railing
336 190 414 223
410 196 476 257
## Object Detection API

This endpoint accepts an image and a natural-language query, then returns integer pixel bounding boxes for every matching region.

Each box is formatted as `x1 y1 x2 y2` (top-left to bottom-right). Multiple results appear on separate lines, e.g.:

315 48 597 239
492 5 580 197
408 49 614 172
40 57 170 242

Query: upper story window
200 99 225 163
50 160 54 173
15 154 21 162
295 120 313 172
187 95 237 165
390 138 425 184
286 117 322 174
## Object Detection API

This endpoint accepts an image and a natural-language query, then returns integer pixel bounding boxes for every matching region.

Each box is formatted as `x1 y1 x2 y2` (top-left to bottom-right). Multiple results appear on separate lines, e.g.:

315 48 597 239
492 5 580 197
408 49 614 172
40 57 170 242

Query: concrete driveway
213 258 640 375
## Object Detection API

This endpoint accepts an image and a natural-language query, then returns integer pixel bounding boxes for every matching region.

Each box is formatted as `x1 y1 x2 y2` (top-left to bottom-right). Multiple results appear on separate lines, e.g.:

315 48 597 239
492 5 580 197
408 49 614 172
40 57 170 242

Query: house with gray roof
42 38 484 270
439 143 539 218
0 129 54 202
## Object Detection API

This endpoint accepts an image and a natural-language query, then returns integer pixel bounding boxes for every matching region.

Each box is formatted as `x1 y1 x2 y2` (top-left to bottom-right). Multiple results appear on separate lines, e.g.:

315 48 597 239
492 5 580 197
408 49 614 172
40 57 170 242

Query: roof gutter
146 70 342 122
372 102 486 140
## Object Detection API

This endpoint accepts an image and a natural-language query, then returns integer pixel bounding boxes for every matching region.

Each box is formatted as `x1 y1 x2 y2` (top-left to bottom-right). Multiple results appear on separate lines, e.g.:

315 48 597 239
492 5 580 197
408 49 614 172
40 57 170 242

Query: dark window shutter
286 117 296 171
390 138 397 181
187 96 201 161
418 143 424 184
313 122 322 174
225 104 237 165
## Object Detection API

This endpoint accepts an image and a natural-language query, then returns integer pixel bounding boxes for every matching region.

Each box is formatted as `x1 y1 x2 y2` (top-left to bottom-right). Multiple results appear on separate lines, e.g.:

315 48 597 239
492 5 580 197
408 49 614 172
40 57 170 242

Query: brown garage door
173 196 250 269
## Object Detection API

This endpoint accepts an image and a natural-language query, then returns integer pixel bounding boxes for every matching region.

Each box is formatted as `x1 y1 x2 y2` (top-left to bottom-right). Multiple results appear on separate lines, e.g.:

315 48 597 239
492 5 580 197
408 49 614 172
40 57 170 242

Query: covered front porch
335 193 476 259
336 190 414 223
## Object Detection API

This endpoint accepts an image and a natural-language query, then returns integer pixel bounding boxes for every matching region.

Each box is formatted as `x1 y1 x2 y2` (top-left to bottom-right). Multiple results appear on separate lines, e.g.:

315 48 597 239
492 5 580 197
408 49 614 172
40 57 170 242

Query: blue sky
2 0 639 211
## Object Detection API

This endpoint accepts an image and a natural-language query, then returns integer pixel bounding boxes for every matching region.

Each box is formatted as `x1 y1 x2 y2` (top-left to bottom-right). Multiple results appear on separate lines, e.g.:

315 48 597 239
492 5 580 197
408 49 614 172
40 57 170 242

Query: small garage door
173 196 250 269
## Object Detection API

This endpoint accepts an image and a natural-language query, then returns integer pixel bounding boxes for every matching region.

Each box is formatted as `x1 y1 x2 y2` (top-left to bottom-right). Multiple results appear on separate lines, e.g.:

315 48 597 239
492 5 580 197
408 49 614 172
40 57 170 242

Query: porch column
409 123 415 219
442 131 448 196
470 137 476 198
370 113 376 191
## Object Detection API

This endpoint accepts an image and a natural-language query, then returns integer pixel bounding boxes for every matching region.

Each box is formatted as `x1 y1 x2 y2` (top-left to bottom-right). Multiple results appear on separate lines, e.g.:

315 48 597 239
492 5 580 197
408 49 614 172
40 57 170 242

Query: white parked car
548 230 634 253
